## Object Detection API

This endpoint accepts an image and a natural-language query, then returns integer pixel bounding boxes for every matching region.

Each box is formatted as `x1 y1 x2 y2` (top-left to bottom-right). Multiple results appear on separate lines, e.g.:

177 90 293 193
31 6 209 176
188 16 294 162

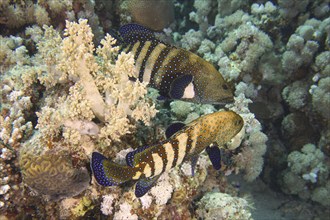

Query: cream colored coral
59 19 106 122
34 25 64 88
131 101 157 126
34 4 50 26
64 83 95 121
0 90 33 146
30 19 157 148
96 34 120 62
99 106 132 145
36 106 63 144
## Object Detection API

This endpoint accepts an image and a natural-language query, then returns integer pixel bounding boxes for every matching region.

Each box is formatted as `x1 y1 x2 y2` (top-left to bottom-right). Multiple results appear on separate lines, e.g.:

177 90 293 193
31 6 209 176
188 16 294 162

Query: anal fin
135 175 160 197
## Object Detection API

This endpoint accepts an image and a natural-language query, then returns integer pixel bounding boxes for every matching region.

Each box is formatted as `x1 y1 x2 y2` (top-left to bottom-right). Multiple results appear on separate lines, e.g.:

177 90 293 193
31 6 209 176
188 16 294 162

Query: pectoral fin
169 75 194 99
206 145 221 170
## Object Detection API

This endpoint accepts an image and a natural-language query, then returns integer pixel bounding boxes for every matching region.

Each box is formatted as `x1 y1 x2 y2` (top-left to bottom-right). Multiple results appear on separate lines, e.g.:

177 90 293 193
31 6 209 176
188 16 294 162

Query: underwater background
0 0 329 219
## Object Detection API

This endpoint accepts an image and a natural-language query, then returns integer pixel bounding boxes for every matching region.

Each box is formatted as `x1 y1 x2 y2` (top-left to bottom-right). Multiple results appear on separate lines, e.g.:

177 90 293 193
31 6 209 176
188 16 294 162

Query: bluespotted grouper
91 111 243 197
112 24 234 104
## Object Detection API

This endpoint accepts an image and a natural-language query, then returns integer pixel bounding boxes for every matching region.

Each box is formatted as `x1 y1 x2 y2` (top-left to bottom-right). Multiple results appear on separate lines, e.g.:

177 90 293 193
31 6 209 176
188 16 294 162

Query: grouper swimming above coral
112 24 234 104
91 111 243 197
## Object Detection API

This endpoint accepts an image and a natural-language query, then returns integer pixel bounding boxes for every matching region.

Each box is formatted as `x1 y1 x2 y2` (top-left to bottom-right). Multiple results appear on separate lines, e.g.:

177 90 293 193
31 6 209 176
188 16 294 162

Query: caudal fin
91 152 134 186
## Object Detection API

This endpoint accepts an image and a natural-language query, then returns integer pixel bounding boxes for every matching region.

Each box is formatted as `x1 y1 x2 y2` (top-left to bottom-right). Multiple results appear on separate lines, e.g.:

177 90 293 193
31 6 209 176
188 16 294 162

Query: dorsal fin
165 122 185 139
119 23 159 44
126 145 151 167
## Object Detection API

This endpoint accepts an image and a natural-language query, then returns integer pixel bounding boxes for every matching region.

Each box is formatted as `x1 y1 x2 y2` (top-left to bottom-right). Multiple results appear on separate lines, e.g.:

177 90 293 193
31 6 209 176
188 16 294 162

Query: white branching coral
0 89 33 147
149 173 174 205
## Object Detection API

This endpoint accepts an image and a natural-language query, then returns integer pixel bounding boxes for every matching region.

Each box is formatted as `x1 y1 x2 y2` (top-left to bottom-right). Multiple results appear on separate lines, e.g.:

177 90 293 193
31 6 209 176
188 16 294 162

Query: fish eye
222 84 229 90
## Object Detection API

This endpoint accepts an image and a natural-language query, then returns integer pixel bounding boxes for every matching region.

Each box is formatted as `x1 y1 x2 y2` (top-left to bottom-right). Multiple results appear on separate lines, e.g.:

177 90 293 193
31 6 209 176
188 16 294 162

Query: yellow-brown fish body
117 24 233 104
91 111 243 197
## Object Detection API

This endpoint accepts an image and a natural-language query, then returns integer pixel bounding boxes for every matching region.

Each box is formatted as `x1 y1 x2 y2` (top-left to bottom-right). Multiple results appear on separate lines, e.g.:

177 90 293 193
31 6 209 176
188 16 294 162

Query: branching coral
311 77 330 120
220 23 273 74
281 18 329 75
0 88 33 148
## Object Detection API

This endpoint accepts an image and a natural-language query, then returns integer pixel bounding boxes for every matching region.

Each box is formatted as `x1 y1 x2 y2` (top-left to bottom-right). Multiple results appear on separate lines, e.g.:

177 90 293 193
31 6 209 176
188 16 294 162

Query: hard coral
19 150 90 201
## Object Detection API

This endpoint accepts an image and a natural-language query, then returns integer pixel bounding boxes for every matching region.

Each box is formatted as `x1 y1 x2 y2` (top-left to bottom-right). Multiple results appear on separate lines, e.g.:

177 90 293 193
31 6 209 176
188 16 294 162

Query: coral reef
1 18 157 217
1 0 330 218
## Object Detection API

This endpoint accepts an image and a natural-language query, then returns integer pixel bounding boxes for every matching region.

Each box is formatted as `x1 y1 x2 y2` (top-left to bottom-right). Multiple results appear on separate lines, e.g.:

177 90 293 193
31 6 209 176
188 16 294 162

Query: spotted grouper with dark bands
91 111 243 197
112 23 234 104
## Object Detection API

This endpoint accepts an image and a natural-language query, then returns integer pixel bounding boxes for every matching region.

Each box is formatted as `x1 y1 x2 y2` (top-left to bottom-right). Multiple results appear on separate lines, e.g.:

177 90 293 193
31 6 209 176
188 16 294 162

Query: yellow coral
71 196 94 217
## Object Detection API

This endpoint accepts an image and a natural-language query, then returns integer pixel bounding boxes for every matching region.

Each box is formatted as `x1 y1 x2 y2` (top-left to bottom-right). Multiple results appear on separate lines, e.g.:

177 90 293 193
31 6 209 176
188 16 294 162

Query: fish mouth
220 96 235 104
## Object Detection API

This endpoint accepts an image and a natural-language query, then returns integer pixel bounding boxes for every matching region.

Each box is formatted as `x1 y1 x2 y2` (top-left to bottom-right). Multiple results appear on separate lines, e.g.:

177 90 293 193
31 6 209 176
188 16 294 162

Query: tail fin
91 152 135 186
